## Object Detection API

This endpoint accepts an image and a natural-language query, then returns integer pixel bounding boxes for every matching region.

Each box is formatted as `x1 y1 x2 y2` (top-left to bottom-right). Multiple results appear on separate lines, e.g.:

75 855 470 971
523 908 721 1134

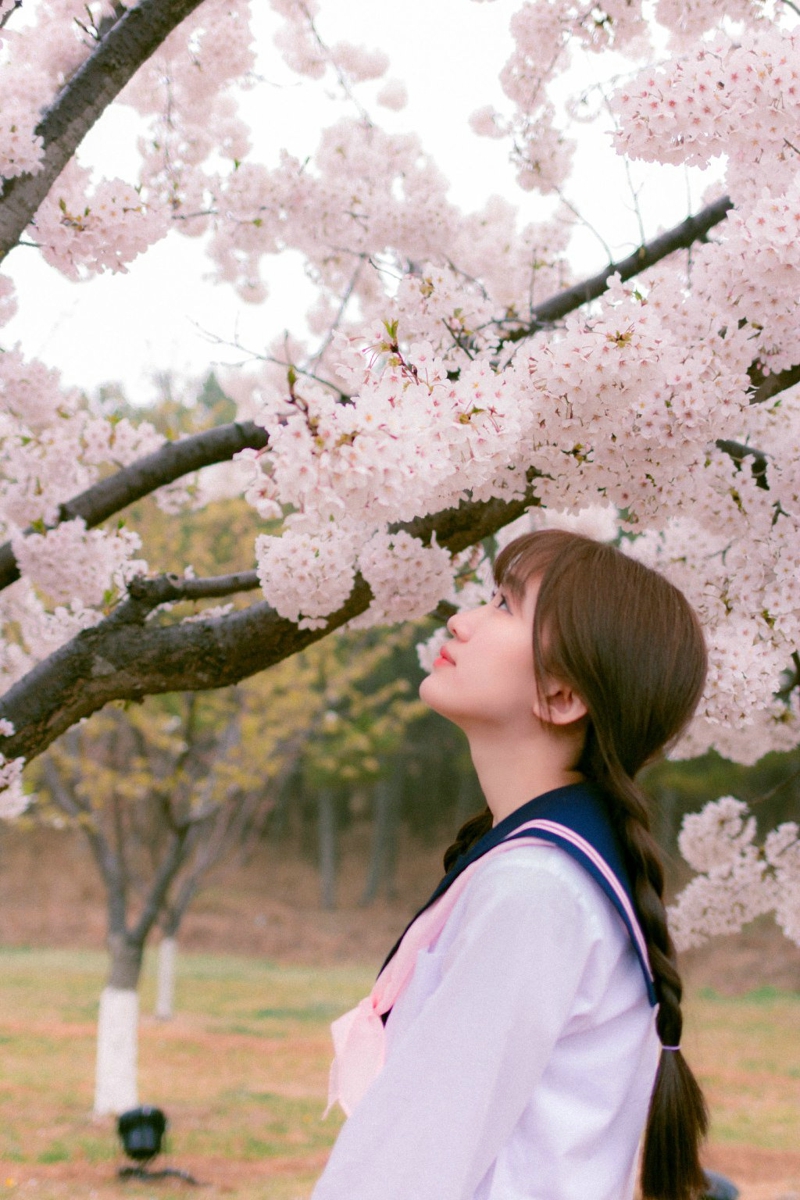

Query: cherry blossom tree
2 0 800 986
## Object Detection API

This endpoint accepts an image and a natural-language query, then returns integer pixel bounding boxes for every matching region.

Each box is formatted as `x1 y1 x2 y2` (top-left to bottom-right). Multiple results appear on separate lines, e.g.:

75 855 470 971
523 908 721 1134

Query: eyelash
495 592 510 612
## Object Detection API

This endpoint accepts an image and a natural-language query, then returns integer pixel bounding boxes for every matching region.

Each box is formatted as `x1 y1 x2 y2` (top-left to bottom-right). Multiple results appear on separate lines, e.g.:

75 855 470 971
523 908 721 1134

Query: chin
418 672 437 706
419 673 466 727
419 671 449 714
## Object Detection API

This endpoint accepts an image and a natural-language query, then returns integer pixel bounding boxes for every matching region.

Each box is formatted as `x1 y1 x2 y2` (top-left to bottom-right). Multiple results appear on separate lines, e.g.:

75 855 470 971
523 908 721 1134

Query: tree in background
1 0 800 985
30 414 432 1114
39 694 255 1114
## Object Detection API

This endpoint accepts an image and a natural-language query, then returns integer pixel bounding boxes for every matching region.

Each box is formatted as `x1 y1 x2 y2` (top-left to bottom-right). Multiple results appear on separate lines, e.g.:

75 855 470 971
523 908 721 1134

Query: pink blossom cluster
612 29 800 205
0 350 162 532
256 523 452 632
121 0 256 239
0 274 17 326
270 0 389 93
689 184 800 376
670 797 800 949
0 752 28 818
256 337 528 532
255 526 357 629
11 518 146 607
80 417 164 468
0 576 104 695
524 275 751 521
471 0 648 195
353 532 452 627
33 162 169 281
654 0 771 50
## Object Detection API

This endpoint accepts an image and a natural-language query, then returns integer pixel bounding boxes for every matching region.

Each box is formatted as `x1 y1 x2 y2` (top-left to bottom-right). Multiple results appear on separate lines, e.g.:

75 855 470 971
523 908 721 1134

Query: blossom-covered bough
2 0 800 952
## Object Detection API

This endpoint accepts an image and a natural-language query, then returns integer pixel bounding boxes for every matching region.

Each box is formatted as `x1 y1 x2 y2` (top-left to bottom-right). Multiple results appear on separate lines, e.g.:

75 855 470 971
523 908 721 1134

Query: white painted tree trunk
155 936 176 1020
94 986 139 1116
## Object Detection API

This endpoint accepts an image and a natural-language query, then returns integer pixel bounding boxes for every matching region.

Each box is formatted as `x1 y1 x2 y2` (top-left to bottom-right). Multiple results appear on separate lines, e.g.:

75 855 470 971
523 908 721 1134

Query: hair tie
661 1044 681 1052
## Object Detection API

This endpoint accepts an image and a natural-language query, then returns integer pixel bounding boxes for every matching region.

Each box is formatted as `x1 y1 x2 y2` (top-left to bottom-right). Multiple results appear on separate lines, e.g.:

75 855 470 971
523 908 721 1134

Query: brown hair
443 529 709 1200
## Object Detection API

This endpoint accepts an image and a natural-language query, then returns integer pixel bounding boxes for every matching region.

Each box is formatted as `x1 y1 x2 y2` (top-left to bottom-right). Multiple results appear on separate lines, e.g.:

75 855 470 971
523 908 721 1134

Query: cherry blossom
670 796 800 949
2 0 800 938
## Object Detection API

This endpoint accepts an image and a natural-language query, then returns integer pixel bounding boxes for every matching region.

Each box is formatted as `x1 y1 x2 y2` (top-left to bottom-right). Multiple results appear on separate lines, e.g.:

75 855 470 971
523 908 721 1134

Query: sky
2 0 716 407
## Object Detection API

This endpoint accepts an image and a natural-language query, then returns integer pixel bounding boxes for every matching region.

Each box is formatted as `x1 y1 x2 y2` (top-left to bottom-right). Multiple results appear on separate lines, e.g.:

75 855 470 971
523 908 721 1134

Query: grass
0 949 797 1199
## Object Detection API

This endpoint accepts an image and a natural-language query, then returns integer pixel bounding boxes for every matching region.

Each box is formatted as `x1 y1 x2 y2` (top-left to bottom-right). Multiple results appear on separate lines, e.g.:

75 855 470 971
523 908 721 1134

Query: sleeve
310 852 603 1200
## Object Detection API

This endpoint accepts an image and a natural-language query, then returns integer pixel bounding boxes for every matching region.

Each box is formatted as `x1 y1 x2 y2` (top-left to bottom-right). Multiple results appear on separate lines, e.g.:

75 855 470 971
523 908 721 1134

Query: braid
481 529 711 1199
443 806 493 873
589 738 708 1200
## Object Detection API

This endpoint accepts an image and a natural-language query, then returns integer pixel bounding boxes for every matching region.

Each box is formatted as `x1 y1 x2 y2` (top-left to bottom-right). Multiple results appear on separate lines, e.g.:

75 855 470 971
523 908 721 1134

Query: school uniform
311 782 661 1200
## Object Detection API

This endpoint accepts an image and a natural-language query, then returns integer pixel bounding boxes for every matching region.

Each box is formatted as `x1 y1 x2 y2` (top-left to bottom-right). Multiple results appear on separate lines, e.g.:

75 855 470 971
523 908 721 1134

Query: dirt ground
2 823 800 1198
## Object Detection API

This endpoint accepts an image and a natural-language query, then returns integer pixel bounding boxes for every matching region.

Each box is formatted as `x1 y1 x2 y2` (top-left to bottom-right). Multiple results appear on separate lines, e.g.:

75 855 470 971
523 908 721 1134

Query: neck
466 728 584 825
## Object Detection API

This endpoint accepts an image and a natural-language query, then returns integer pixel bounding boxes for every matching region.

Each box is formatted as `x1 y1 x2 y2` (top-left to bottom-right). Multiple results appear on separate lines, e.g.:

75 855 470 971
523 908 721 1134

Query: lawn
0 948 798 1199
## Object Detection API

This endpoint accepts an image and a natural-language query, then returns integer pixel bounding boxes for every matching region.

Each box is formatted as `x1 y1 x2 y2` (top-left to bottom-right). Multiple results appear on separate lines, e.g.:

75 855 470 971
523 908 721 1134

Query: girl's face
419 581 542 736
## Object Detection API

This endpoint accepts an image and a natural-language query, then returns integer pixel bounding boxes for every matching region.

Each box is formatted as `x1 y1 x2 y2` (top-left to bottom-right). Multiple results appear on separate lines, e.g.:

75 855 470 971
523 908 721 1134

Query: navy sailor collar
382 781 656 1006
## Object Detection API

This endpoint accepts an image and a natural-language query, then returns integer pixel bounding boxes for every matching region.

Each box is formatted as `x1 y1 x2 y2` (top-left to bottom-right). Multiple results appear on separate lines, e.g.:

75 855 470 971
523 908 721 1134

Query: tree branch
0 0 207 264
748 361 800 406
0 0 22 31
504 194 734 339
128 570 260 606
715 439 769 488
129 824 195 945
0 420 268 593
0 482 540 765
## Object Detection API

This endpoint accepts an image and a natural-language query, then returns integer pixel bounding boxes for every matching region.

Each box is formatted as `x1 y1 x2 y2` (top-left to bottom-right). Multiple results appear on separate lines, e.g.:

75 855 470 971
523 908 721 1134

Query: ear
531 677 588 727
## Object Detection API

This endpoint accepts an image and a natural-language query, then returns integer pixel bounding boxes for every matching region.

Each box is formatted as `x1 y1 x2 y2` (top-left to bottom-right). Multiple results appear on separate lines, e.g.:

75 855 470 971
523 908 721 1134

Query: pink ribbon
325 826 549 1117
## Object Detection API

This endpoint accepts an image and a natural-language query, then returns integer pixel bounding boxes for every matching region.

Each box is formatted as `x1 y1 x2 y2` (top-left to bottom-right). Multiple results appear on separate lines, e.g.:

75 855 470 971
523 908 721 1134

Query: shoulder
465 842 606 907
450 843 626 949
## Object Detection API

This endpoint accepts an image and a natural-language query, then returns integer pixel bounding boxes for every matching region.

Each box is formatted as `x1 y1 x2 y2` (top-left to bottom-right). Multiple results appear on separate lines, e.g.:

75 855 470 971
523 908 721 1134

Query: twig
0 0 22 30
127 570 261 606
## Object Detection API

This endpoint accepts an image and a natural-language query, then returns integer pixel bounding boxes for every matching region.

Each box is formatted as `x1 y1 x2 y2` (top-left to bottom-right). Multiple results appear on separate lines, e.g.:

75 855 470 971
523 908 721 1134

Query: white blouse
312 843 661 1200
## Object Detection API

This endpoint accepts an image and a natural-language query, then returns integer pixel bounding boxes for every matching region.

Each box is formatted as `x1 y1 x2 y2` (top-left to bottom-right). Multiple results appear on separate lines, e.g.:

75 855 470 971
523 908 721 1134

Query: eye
494 591 511 612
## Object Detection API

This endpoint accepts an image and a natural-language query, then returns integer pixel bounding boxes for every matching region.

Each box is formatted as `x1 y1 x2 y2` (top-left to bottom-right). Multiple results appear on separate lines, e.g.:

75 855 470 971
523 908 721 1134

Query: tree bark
108 931 144 989
0 0 208 263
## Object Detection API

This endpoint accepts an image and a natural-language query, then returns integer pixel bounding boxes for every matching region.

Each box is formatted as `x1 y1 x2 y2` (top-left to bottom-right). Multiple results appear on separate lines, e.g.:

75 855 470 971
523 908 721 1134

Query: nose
447 605 480 640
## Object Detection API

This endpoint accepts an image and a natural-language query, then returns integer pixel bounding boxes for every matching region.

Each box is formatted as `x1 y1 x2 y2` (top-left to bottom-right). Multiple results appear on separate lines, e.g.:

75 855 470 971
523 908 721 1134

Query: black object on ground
117 1105 200 1186
118 1105 167 1162
702 1170 740 1200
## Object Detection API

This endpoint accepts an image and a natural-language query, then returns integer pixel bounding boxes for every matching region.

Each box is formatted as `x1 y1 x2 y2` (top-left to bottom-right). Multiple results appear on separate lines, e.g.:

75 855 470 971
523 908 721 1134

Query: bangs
493 529 572 600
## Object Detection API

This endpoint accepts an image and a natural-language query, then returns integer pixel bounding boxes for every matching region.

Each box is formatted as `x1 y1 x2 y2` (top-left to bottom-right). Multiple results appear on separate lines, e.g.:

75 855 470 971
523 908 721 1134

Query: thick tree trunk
94 934 143 1116
94 987 139 1116
155 936 177 1021
317 789 337 911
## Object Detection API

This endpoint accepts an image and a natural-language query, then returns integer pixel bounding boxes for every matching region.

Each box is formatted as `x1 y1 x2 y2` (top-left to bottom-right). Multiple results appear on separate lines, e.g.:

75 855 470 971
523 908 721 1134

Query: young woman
311 529 709 1200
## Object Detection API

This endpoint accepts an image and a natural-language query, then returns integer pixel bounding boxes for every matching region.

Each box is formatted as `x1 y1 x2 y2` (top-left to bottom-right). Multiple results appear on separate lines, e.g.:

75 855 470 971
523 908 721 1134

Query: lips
438 643 456 665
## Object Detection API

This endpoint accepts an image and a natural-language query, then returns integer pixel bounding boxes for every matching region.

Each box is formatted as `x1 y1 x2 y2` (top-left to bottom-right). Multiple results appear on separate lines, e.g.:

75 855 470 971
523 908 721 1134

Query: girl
312 529 709 1200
